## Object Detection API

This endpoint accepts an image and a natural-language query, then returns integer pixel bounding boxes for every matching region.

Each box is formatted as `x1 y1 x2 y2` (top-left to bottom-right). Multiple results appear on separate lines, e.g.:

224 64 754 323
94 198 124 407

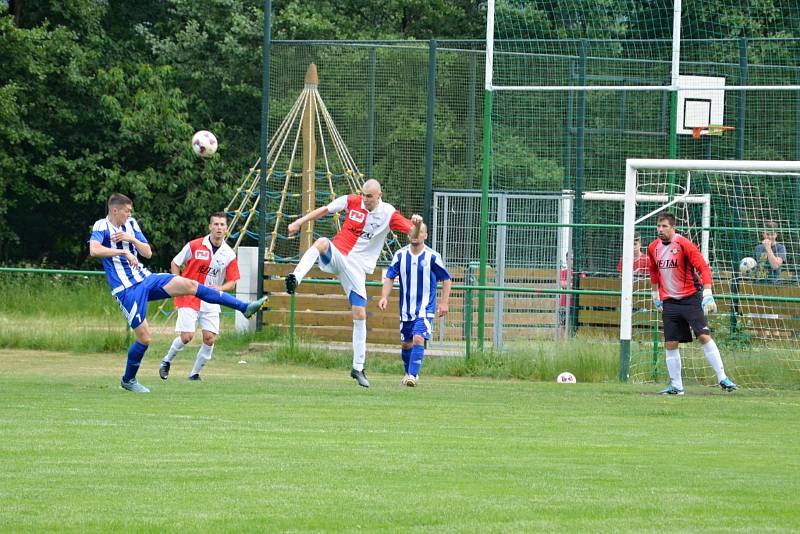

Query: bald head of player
361 179 383 211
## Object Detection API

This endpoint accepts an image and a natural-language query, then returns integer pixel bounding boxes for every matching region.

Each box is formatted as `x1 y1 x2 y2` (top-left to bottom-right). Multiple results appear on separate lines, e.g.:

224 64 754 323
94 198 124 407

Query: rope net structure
225 64 400 264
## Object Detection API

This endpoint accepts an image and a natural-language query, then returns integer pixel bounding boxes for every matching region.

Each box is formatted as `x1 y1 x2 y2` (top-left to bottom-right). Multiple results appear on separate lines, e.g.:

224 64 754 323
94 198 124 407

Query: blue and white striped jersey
386 246 451 321
90 217 152 295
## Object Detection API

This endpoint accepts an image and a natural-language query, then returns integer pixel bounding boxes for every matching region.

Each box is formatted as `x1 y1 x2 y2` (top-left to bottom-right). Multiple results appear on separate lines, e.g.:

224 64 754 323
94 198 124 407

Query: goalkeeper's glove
651 290 663 312
702 288 717 315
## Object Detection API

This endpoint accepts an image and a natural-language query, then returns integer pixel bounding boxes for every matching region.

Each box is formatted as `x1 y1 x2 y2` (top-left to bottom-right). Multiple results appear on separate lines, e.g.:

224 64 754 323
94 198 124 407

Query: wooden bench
260 264 800 343
261 263 569 343
572 275 800 338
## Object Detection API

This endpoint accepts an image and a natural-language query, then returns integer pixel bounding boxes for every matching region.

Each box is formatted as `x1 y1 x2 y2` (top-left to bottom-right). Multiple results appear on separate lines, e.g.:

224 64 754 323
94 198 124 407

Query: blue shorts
400 318 432 342
114 273 174 329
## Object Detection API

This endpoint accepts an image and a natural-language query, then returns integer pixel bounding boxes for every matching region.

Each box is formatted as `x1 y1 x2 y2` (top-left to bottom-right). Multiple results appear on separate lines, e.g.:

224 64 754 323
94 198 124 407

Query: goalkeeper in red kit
647 213 738 394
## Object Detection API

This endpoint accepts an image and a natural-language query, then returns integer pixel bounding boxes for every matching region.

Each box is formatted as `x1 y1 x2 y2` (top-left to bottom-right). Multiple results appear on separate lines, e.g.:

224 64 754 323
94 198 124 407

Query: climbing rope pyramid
225 63 400 263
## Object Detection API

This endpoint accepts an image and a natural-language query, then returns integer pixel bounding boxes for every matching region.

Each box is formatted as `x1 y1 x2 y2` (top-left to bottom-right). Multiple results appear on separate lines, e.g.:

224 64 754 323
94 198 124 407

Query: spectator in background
754 221 787 282
617 234 650 275
558 257 571 337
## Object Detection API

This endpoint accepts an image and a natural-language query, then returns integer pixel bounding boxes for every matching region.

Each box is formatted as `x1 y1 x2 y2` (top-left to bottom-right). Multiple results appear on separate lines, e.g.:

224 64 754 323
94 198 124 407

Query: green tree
272 0 483 40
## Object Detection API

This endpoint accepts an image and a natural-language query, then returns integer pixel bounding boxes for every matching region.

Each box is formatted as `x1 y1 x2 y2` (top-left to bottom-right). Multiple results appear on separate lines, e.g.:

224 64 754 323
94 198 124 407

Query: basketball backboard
676 75 726 136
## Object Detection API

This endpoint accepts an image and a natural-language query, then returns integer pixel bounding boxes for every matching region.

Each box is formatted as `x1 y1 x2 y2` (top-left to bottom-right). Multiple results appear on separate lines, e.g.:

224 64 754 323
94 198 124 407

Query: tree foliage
1 1 799 268
0 0 485 267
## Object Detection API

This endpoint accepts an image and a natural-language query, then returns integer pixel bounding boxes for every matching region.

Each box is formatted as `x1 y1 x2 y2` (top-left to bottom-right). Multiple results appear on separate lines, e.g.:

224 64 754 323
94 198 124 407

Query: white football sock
190 343 214 376
665 348 683 389
701 339 726 382
352 319 366 371
293 247 320 284
164 336 185 363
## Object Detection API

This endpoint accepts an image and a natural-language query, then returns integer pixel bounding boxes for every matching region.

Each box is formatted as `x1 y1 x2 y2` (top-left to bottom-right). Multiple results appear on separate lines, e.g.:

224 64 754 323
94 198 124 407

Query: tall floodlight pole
257 0 272 330
301 64 319 253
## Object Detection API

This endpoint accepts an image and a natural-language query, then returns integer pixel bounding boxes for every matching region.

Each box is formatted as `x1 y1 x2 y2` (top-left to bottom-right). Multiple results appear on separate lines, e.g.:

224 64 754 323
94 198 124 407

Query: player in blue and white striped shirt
89 193 266 393
379 222 451 386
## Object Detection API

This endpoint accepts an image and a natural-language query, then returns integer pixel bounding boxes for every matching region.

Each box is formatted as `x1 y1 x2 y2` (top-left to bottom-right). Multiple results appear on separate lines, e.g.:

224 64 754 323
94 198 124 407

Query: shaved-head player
285 179 422 388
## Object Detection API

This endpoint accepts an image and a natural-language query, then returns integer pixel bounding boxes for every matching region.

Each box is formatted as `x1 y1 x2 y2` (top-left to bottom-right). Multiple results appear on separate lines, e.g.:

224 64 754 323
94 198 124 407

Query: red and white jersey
172 235 240 312
647 234 711 300
327 194 413 274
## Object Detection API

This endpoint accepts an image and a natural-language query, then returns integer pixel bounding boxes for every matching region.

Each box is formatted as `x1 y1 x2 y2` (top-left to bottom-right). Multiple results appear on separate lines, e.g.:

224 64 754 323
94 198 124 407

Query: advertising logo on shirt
348 210 365 223
194 249 211 261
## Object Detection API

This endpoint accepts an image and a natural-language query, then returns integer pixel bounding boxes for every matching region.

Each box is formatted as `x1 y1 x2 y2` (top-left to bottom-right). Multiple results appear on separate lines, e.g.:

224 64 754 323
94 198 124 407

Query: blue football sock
401 348 412 373
408 344 425 377
123 341 148 382
195 283 247 313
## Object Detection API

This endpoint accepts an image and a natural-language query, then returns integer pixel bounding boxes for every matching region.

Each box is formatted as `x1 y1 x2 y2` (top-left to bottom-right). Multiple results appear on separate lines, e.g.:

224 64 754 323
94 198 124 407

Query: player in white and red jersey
285 179 422 388
159 213 240 381
647 213 737 395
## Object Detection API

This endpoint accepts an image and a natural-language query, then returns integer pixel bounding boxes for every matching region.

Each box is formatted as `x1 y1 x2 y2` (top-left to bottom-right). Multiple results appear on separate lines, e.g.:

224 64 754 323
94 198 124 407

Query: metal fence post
367 46 376 179
569 39 587 335
423 39 437 232
737 37 748 160
464 261 478 360
257 0 273 331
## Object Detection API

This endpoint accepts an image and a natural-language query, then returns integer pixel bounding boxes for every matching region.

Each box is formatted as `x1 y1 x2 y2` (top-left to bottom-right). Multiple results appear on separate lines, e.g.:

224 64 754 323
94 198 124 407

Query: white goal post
619 159 800 382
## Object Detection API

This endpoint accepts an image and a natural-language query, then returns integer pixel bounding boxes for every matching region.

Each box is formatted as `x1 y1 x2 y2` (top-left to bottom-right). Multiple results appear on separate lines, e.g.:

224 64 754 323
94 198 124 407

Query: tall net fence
253 1 800 353
260 41 487 263
253 41 490 350
489 3 800 206
483 0 800 355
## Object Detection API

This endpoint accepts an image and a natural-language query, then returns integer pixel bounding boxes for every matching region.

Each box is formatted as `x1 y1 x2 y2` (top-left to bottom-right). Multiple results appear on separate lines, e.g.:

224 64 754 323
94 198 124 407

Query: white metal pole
671 0 683 89
484 0 495 91
701 194 711 262
627 159 800 172
620 162 637 344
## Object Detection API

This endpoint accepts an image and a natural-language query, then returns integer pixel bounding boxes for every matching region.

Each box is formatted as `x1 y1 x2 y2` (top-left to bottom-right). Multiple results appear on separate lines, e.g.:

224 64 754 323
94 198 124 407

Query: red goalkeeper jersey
647 234 712 300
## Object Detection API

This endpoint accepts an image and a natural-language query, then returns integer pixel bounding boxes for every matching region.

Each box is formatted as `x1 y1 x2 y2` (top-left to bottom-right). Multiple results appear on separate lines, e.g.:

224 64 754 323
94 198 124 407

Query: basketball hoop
691 125 735 139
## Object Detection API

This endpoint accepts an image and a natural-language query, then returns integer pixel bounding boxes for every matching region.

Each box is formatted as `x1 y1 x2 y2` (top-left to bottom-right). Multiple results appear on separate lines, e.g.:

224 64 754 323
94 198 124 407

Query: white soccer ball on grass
192 130 218 158
739 256 757 274
556 371 577 384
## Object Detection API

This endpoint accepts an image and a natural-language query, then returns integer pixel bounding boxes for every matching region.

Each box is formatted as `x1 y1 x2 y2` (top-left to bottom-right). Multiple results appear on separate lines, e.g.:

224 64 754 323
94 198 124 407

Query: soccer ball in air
192 130 218 158
739 256 757 274
556 372 577 384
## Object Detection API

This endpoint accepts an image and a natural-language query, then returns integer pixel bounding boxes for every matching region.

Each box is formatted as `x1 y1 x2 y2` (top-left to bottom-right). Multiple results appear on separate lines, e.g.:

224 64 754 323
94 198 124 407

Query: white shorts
175 307 220 335
319 241 368 302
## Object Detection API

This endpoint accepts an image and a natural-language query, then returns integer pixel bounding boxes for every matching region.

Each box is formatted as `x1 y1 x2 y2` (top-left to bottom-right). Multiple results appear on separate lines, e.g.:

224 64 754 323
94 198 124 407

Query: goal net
620 159 800 389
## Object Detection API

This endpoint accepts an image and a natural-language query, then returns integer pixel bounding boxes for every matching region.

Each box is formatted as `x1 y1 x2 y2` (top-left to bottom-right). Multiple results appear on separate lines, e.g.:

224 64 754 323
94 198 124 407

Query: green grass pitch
1 350 799 532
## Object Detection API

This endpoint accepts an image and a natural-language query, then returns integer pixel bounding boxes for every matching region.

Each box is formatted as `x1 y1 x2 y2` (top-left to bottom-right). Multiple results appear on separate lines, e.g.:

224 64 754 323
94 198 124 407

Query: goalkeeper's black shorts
662 291 710 343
